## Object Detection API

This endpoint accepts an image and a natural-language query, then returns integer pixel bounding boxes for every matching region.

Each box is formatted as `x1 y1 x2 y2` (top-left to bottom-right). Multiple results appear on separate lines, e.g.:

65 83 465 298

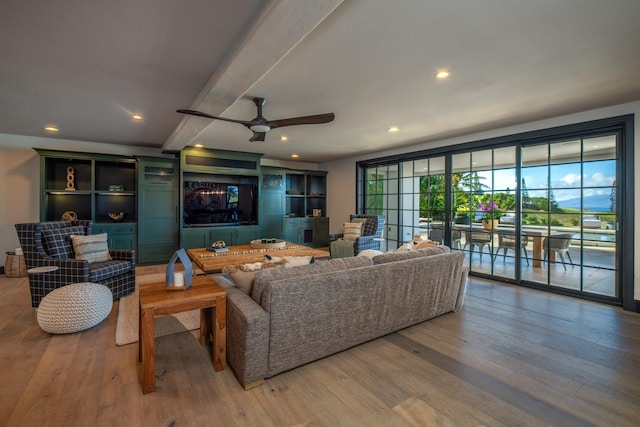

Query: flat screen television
183 177 258 226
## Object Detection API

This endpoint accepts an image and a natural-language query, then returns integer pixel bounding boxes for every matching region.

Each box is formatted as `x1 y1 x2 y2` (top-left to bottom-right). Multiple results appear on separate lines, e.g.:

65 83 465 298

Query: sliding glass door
357 116 629 307
521 134 618 297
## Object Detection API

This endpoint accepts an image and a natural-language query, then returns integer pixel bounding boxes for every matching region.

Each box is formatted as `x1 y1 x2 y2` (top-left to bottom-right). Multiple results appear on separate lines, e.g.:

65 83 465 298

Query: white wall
321 101 640 301
0 149 40 256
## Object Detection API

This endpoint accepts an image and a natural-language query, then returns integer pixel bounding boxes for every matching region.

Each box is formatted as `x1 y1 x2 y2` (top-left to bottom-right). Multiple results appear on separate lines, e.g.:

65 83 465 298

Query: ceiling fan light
250 124 270 132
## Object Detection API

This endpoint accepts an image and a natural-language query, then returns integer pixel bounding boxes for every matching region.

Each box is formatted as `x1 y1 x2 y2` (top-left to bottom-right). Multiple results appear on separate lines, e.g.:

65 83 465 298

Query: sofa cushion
252 256 373 304
89 260 133 282
373 245 450 264
42 226 86 259
71 233 112 263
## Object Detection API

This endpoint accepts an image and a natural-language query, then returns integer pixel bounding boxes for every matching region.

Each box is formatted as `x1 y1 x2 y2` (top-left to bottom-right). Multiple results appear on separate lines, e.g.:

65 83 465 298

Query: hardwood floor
1 267 639 426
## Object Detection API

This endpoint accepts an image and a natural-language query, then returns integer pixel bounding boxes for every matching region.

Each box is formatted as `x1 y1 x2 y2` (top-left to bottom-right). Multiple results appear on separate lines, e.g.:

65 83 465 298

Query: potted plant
478 200 502 230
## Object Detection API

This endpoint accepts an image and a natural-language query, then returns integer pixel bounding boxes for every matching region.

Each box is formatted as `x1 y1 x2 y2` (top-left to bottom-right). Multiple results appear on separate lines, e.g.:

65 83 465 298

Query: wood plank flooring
1 266 639 426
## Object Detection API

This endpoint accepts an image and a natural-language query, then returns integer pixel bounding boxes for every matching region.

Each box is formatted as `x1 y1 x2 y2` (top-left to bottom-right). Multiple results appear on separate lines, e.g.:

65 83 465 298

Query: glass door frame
356 114 635 311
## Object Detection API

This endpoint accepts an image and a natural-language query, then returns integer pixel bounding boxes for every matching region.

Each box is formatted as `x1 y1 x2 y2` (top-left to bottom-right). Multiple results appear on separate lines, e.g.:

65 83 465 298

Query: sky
476 159 616 207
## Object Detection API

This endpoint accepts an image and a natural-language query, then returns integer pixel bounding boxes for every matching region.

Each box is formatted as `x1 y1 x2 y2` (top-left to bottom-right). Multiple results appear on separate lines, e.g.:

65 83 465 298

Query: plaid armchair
15 220 136 307
330 214 385 257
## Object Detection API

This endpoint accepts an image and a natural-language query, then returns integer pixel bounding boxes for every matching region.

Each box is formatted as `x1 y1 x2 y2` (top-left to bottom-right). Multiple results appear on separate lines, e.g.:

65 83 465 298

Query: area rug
115 273 200 346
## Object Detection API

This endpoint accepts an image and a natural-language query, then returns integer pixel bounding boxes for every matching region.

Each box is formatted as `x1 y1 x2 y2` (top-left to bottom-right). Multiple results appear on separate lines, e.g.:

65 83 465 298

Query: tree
610 180 617 212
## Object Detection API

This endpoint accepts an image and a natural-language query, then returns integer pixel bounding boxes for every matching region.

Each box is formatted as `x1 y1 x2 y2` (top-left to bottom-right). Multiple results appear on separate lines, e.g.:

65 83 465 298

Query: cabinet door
235 226 260 245
283 218 300 243
261 189 284 238
313 218 329 248
182 228 209 249
93 223 137 250
138 159 179 264
209 228 235 247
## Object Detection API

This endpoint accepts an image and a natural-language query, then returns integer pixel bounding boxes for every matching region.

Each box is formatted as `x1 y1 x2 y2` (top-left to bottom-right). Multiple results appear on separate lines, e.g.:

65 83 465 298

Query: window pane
550 162 581 188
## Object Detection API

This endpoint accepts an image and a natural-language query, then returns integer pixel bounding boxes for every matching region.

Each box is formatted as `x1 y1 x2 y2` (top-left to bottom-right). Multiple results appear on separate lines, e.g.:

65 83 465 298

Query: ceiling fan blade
267 113 335 129
176 109 252 126
249 131 266 142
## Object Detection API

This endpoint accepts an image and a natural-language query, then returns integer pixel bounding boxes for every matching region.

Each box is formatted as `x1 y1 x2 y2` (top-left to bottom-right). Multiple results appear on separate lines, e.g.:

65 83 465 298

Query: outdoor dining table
450 224 557 268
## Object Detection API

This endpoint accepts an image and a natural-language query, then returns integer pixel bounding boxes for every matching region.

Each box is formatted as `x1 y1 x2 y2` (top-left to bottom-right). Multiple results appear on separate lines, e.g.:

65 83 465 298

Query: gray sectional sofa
213 245 469 389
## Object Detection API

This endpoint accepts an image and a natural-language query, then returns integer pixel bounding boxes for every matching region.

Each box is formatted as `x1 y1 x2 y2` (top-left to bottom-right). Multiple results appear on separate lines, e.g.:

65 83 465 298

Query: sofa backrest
371 245 449 264
251 256 373 304
260 250 466 377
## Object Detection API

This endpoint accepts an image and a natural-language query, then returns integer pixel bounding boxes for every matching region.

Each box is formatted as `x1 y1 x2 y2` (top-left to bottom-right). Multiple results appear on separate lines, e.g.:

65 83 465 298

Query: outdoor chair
543 232 574 270
429 228 444 244
463 230 492 262
493 232 529 265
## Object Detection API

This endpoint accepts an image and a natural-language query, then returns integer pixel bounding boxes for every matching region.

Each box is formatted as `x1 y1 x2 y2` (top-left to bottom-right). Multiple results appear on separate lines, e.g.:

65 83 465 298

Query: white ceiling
1 0 639 163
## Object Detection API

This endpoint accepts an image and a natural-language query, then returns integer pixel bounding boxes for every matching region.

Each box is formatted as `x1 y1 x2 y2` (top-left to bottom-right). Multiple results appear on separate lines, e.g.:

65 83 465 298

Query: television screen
183 179 257 226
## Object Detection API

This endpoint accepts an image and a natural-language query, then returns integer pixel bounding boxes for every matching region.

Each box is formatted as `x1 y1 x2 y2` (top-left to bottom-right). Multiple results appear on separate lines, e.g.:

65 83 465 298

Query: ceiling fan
177 97 335 142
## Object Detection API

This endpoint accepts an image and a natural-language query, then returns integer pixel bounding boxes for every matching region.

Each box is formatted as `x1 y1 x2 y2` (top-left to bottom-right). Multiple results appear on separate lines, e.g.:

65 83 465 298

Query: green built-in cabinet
261 167 329 248
137 157 180 264
36 149 138 250
37 148 329 258
179 148 263 249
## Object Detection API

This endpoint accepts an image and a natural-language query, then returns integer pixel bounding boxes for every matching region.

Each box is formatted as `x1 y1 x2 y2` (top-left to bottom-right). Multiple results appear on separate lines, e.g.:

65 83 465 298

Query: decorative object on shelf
165 248 192 290
65 166 76 191
250 239 286 249
108 211 127 222
108 184 124 192
313 209 322 217
61 210 78 221
262 174 283 188
207 240 228 252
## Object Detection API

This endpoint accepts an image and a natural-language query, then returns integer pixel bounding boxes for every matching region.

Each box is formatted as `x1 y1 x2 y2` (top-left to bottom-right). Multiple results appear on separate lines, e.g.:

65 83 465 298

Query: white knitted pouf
37 283 113 334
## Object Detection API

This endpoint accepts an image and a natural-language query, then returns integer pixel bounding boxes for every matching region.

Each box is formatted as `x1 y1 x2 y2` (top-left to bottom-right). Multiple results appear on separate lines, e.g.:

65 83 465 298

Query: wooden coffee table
138 275 226 394
187 241 330 274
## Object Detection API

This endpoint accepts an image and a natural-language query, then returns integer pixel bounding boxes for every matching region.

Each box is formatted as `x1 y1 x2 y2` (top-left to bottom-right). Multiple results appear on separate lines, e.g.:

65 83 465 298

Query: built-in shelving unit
36 149 138 249
262 167 329 248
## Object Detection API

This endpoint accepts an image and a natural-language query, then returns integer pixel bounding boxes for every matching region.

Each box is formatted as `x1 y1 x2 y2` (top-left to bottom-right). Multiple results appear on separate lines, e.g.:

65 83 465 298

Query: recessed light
291 154 299 158
435 70 450 79
388 126 399 132
280 136 288 141
194 144 203 148
132 114 143 121
44 126 59 132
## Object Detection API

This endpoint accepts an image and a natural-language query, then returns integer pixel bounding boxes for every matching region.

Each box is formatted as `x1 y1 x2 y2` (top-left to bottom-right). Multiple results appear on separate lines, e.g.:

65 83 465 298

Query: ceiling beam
163 0 343 152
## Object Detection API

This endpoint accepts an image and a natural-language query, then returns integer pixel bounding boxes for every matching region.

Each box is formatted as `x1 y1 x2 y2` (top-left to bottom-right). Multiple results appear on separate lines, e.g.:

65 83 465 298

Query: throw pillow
222 262 263 294
42 226 86 259
356 249 384 259
222 261 287 295
264 255 315 268
415 240 438 249
343 222 363 240
70 233 112 263
351 217 368 224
